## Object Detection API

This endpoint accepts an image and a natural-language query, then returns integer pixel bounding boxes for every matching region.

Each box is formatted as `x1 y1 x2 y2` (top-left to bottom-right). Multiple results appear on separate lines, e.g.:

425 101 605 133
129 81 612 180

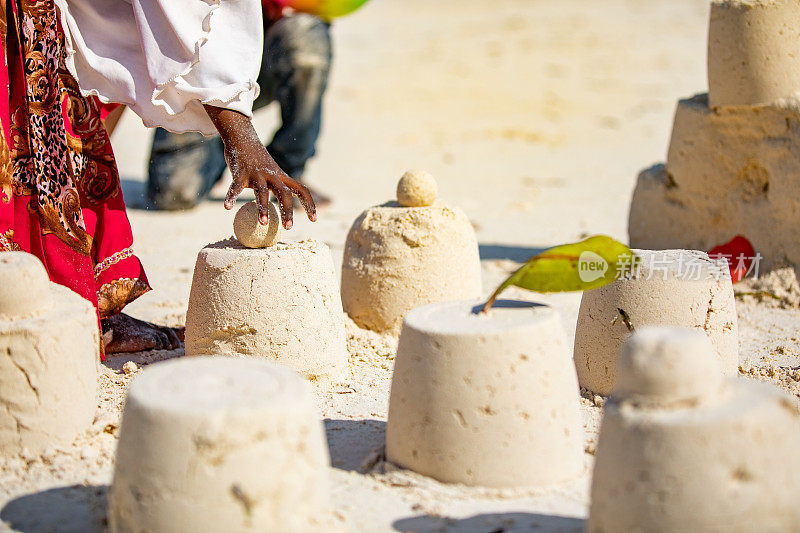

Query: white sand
3 1 800 531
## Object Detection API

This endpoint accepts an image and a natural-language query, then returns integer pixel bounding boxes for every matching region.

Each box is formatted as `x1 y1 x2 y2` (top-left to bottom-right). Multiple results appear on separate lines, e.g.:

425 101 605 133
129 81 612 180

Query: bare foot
102 313 183 354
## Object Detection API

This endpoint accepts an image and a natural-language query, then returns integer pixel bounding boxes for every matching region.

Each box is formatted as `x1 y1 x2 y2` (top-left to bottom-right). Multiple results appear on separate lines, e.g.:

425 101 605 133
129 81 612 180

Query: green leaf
480 235 639 312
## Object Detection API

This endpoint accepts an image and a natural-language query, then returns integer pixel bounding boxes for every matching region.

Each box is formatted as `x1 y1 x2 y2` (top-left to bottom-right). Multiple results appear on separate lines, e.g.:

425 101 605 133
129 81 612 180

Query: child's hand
204 105 316 229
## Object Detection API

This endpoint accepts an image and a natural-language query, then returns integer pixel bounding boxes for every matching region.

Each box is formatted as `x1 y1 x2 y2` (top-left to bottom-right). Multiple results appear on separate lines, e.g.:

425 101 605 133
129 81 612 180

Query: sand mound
341 202 482 333
387 299 583 488
574 249 738 396
184 238 348 381
0 253 98 456
736 267 800 308
590 327 800 531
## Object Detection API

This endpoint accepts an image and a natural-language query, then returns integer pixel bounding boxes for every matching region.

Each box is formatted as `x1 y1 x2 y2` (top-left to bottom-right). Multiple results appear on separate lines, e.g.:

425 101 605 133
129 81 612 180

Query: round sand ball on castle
341 172 482 333
588 327 800 532
396 170 438 207
574 249 738 396
233 200 281 249
386 299 583 488
109 357 331 533
708 0 800 108
184 238 347 381
0 252 98 454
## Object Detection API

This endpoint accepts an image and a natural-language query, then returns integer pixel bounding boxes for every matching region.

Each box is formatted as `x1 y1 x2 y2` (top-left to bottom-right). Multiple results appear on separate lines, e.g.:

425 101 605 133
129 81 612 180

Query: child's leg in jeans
263 14 332 181
146 129 227 210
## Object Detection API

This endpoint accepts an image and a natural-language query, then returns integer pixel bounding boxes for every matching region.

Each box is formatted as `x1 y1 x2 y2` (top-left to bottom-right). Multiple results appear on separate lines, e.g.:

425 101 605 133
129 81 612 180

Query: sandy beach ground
3 0 800 531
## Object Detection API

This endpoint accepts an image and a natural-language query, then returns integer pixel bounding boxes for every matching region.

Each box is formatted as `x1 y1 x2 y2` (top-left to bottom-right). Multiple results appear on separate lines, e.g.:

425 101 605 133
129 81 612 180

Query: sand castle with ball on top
184 201 347 381
109 356 331 533
0 252 98 454
589 327 800 531
341 171 482 334
574 249 738 396
386 299 583 488
630 0 800 273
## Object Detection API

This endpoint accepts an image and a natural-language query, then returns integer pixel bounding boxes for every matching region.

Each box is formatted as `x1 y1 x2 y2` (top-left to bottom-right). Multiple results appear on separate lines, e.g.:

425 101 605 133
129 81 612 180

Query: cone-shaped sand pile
574 249 738 396
0 252 98 454
386 299 583 488
341 171 482 334
109 356 331 533
588 327 800 532
630 0 800 272
184 238 347 381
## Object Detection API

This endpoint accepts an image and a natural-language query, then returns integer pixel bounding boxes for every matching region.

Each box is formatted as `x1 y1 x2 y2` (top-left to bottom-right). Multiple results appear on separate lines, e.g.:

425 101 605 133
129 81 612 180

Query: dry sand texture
386 300 583 489
590 327 800 531
574 249 738 396
184 238 348 381
0 253 99 457
109 357 332 533
341 198 482 334
4 1 800 531
630 0 800 272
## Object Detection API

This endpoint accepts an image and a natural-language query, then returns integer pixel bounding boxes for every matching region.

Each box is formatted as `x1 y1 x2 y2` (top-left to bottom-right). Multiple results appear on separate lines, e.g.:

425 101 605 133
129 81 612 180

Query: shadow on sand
1 484 108 533
324 418 386 472
102 346 185 373
394 511 583 533
479 244 547 263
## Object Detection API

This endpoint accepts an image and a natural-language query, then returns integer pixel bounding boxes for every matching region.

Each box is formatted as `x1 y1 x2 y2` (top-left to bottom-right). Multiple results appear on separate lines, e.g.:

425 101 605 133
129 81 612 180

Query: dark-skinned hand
204 105 317 229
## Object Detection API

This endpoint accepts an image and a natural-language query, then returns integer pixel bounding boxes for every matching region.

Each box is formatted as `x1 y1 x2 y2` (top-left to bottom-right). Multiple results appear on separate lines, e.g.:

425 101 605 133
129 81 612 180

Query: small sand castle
0 252 98 454
386 299 583 488
184 201 347 381
341 171 482 334
574 249 738 396
589 327 800 531
629 0 800 272
109 356 331 532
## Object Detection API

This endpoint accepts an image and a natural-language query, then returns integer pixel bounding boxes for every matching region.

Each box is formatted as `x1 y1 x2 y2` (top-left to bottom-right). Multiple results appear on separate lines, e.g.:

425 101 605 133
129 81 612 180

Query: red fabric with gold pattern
0 0 150 330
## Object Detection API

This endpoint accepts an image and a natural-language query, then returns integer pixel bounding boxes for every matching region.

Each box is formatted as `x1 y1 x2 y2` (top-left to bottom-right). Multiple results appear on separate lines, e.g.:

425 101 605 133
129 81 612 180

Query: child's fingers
254 184 272 225
272 180 294 230
224 180 246 210
287 179 317 222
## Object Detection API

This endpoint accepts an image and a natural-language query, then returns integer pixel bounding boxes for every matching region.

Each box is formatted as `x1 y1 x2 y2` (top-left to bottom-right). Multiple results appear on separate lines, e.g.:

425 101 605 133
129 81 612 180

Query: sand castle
629 0 800 272
109 356 331 533
589 327 800 531
184 202 347 380
574 249 738 396
341 171 482 333
0 252 98 455
386 299 583 488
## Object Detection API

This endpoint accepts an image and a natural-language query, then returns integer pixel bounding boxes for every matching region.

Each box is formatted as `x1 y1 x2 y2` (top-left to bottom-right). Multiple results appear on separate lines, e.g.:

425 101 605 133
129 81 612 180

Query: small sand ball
397 170 438 207
122 361 138 375
615 327 723 405
233 200 281 248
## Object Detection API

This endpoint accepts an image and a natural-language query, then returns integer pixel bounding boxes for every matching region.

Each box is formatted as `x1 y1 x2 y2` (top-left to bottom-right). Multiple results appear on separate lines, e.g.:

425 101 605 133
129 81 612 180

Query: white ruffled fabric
54 0 262 135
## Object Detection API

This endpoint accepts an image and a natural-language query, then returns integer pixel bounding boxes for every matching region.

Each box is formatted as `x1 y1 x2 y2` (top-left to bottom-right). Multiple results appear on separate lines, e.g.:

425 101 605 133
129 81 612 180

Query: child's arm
204 105 316 229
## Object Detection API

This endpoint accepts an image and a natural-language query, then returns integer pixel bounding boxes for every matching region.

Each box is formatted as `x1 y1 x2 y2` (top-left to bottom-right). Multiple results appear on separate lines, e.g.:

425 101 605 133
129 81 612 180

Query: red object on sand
707 235 755 283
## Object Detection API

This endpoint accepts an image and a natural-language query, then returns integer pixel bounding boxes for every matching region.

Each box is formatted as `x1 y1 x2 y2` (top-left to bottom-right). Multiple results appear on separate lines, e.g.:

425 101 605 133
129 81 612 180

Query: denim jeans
146 14 332 209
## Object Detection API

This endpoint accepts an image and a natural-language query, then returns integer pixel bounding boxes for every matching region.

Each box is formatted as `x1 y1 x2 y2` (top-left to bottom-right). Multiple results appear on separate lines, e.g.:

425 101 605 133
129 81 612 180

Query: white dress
54 0 262 135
